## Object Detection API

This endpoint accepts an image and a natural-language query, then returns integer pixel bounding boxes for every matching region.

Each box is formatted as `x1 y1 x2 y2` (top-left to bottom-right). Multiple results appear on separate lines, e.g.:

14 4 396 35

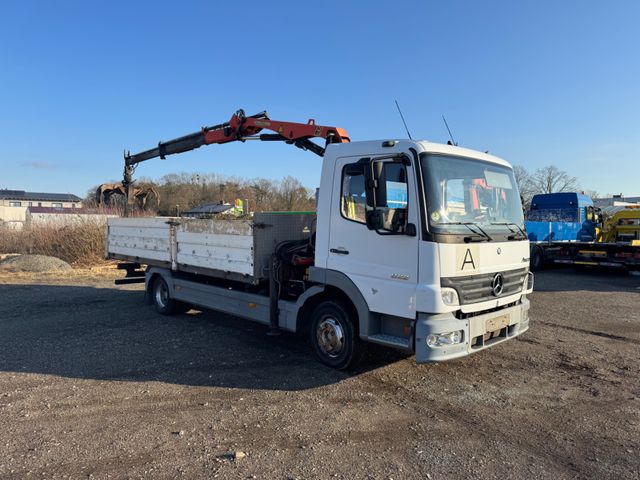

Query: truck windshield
420 153 524 237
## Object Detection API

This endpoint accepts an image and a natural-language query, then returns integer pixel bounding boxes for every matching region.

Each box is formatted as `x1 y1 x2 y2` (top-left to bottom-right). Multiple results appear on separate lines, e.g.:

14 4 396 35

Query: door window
341 166 367 224
341 160 410 233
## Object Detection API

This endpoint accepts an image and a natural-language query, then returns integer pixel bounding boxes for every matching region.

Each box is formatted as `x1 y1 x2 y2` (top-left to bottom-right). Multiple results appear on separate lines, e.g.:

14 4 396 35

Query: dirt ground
0 267 638 479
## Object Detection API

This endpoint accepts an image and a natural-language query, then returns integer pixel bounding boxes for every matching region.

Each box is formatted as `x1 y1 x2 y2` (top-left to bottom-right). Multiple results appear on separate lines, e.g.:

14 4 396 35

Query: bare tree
512 165 535 208
251 179 275 210
582 189 601 199
278 176 313 211
114 171 317 215
529 165 579 194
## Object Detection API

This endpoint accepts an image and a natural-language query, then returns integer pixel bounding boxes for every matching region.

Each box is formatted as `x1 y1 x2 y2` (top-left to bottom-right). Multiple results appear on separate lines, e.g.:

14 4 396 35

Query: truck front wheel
309 300 361 370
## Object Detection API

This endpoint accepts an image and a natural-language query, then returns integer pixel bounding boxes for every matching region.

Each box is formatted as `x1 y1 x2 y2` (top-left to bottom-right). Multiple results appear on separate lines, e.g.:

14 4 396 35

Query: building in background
593 194 640 208
0 189 82 209
0 189 84 229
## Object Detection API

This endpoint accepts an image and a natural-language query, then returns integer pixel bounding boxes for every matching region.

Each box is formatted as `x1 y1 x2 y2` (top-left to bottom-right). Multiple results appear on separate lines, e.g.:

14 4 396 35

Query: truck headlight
427 330 463 347
441 288 459 306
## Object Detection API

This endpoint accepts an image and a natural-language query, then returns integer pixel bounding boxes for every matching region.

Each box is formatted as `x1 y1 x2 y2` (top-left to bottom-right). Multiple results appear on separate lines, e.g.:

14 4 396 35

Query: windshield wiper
490 222 527 240
438 222 493 242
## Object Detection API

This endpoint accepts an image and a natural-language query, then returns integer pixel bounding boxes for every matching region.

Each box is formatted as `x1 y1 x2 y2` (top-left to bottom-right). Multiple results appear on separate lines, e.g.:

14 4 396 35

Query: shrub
0 221 106 266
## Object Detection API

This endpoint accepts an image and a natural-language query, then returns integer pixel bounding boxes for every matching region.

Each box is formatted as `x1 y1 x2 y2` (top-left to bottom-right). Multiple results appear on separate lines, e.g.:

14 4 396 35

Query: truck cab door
327 154 420 319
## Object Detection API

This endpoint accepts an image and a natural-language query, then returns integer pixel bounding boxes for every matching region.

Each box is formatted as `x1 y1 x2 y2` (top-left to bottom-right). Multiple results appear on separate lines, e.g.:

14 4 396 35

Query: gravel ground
0 267 638 479
0 254 71 272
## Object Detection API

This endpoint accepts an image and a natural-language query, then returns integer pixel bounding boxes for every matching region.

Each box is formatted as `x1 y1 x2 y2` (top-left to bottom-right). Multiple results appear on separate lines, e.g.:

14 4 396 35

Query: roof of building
0 189 82 202
184 203 234 216
27 206 118 214
594 195 640 202
600 206 639 216
593 195 640 208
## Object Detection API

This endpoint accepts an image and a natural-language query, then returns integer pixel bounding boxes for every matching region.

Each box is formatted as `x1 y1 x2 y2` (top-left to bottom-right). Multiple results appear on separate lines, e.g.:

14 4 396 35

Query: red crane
121 109 350 210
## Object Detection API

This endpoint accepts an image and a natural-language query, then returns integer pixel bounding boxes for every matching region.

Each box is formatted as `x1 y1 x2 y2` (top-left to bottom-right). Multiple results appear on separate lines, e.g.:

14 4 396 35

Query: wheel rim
316 317 345 357
155 280 168 308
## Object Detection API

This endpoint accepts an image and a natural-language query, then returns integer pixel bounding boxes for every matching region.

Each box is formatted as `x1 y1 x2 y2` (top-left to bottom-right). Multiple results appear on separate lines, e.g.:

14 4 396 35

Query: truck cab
523 192 640 271
313 139 532 363
526 192 598 243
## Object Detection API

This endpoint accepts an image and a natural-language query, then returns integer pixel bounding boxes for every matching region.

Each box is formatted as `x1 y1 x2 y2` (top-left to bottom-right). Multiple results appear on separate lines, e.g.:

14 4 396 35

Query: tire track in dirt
357 371 589 478
538 321 640 345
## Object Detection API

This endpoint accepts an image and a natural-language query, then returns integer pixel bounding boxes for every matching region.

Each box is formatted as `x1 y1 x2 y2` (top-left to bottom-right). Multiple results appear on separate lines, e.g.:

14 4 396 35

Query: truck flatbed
107 213 316 284
530 240 640 270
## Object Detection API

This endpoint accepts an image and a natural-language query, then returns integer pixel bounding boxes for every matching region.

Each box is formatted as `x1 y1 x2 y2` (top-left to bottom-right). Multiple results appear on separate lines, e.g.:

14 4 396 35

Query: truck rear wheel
530 246 544 271
309 300 361 370
152 276 186 315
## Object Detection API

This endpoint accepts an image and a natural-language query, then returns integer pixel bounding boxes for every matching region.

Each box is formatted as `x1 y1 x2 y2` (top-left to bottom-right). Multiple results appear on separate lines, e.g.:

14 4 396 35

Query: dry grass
0 262 123 282
0 221 106 266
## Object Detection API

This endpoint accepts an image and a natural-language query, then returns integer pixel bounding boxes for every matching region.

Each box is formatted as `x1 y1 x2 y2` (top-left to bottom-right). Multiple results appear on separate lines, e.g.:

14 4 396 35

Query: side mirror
360 154 413 235
362 158 388 208
362 158 375 208
373 161 387 207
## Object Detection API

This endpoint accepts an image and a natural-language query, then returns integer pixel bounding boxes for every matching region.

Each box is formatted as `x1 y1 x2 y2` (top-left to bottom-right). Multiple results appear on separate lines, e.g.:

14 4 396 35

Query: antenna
394 100 413 140
442 115 457 146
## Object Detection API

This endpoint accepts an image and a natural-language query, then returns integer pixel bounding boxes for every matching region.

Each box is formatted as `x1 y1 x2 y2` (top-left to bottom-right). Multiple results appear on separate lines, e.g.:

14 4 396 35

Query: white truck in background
106 110 533 369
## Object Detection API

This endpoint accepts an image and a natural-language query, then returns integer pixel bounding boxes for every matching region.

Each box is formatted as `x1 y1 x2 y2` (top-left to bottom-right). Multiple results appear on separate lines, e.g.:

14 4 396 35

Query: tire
530 247 544 271
151 276 183 315
309 300 362 370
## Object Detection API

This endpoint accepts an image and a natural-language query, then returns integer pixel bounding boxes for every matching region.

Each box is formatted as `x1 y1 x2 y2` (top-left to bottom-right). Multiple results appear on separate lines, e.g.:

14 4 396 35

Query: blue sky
1 0 638 197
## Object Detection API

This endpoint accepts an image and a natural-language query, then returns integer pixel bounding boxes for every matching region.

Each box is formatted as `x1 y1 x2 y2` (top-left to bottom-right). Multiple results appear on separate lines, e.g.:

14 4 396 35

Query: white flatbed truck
106 110 533 369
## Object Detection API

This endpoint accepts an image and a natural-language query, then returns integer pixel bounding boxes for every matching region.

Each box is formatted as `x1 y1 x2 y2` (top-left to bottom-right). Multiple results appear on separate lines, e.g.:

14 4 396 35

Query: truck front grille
441 268 528 305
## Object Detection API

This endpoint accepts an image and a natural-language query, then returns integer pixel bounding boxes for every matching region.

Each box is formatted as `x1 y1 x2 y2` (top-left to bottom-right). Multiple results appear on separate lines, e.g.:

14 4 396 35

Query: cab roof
327 139 513 168
530 192 593 209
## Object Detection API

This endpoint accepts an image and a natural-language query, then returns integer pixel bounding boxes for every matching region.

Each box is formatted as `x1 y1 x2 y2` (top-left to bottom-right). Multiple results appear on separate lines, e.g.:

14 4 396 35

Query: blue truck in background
526 192 640 271
526 192 597 239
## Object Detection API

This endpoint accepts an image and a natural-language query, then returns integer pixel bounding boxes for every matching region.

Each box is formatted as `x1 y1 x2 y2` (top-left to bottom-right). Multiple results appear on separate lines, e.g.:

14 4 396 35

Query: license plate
486 314 510 333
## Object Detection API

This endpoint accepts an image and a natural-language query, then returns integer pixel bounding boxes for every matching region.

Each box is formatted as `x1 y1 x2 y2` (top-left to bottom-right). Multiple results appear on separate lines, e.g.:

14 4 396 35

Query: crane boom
120 109 349 213
122 109 349 215
124 109 350 166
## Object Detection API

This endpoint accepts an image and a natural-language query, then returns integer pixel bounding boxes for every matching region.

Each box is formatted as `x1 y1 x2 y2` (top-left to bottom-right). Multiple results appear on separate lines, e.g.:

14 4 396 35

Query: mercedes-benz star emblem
491 273 504 296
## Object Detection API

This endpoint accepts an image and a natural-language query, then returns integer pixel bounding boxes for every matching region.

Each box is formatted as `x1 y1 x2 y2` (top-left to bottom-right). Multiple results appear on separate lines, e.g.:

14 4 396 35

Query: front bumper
415 297 530 362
